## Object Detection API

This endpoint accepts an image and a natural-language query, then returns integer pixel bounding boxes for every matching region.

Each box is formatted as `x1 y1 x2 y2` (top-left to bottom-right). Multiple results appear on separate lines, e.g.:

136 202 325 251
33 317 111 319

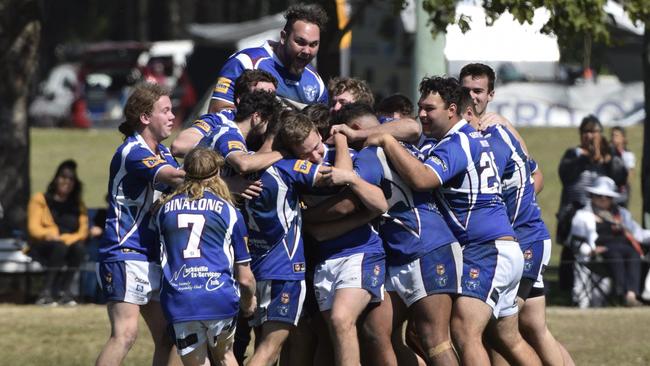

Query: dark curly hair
234 69 278 105
284 3 328 33
234 90 282 124
418 76 462 116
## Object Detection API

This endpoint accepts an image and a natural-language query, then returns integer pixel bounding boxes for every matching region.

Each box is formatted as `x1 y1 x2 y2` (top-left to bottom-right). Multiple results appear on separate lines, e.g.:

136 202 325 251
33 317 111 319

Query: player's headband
186 167 220 181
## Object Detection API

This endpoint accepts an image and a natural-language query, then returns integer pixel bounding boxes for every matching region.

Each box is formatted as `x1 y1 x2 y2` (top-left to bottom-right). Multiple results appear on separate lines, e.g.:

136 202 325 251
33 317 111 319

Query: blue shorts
96 260 162 305
460 240 524 318
249 279 306 327
386 242 462 307
520 238 551 288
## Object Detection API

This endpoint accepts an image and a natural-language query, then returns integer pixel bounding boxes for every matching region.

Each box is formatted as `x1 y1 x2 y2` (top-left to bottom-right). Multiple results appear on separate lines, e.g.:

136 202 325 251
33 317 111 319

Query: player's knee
328 312 355 335
113 327 138 349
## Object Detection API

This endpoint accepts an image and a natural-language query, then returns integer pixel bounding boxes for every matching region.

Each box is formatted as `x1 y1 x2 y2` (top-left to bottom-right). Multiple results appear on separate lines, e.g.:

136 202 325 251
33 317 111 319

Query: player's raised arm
226 150 284 175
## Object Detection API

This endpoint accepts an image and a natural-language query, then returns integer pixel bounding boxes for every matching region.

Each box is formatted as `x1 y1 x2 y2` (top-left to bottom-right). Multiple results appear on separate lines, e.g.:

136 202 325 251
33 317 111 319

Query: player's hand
478 112 506 131
241 295 257 318
227 176 263 200
364 133 388 147
328 124 359 142
45 234 60 241
320 167 355 186
594 246 608 255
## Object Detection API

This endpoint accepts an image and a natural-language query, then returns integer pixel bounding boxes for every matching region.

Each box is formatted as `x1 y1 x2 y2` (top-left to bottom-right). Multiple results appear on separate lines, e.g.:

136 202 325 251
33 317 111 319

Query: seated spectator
27 159 87 305
557 115 628 291
610 126 635 206
569 176 650 307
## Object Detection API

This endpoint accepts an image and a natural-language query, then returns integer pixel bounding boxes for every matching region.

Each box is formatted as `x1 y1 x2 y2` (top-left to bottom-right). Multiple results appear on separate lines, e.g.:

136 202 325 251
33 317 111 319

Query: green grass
0 304 649 365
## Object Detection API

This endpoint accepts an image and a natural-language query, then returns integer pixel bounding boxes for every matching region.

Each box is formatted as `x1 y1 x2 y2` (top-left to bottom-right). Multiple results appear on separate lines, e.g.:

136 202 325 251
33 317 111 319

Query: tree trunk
643 24 650 227
0 0 41 236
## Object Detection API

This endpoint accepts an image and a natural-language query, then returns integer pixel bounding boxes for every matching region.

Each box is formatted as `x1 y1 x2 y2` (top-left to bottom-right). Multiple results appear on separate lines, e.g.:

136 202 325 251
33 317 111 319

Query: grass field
0 304 649 365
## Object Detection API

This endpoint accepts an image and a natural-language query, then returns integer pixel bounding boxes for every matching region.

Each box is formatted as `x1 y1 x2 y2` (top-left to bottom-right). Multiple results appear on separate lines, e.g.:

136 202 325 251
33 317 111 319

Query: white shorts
461 240 524 319
388 242 462 307
173 318 236 356
97 260 162 305
313 252 385 312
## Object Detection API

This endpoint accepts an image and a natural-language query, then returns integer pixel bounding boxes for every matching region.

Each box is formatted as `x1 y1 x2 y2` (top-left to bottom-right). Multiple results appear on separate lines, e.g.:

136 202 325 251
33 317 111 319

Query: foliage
417 0 611 44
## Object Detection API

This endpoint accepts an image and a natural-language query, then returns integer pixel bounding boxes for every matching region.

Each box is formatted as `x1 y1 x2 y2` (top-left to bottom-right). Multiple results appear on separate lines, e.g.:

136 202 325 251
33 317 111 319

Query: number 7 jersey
423 120 515 246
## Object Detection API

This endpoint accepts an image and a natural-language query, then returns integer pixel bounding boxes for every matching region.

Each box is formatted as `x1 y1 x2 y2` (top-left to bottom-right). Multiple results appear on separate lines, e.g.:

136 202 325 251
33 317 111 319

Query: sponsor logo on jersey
280 292 290 304
227 140 247 152
214 77 232 94
293 262 306 273
469 131 483 139
293 160 312 174
193 120 211 133
429 155 447 172
141 156 165 169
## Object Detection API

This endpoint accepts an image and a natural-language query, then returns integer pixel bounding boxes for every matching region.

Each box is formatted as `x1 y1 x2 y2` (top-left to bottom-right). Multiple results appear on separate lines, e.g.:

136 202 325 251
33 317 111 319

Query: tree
0 0 41 236
415 0 650 223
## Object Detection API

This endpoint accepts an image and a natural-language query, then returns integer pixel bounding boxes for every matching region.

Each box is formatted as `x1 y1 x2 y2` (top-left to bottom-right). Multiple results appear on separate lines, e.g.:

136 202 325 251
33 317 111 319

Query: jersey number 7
178 214 206 259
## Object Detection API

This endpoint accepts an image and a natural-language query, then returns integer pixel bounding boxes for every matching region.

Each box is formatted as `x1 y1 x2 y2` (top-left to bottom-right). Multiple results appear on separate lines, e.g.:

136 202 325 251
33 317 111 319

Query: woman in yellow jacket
28 159 88 305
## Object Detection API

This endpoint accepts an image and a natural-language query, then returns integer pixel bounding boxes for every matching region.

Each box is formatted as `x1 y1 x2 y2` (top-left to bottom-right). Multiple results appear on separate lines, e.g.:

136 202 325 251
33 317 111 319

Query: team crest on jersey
280 292 290 304
214 77 232 94
227 140 247 152
193 120 211 133
303 84 318 102
293 160 312 174
429 156 447 172
293 262 306 273
469 268 480 279
141 156 165 169
436 264 446 276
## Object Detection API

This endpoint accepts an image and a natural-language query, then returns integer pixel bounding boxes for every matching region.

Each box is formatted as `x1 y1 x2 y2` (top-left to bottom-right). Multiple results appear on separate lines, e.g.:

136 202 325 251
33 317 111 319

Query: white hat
586 176 620 198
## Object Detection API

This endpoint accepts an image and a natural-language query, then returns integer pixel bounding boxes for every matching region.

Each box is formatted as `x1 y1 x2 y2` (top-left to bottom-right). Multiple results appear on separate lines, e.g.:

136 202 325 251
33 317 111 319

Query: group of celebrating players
94 3 576 366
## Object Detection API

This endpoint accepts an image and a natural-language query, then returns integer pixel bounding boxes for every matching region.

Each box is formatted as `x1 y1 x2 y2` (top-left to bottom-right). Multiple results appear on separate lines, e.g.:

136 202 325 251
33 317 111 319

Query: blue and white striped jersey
355 145 457 265
101 133 180 262
197 122 249 178
423 120 515 246
189 112 236 138
153 191 250 324
482 125 550 243
244 158 320 281
212 41 328 106
305 145 384 263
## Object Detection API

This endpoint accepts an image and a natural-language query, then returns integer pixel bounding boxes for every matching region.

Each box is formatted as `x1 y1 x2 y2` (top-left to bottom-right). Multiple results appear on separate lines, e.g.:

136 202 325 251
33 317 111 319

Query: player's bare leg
247 321 291 366
359 291 398 366
487 312 542 366
323 288 372 366
140 300 179 366
208 339 238 366
519 296 569 366
450 296 493 365
279 315 317 366
389 292 426 366
96 302 141 366
411 293 458 366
